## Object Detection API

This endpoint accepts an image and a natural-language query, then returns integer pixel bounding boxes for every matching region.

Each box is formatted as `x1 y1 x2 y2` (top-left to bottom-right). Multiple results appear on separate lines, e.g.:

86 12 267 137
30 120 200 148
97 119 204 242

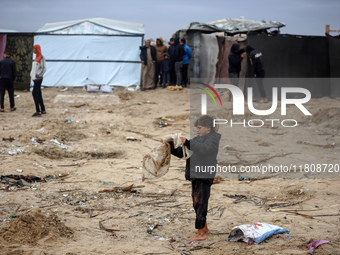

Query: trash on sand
239 174 250 181
126 137 141 142
223 194 246 199
2 137 15 142
228 222 290 244
126 87 136 92
307 240 329 253
7 148 28 156
147 223 158 234
99 184 134 193
64 119 73 124
100 85 113 93
50 139 69 149
86 85 100 92
36 127 45 132
159 121 171 128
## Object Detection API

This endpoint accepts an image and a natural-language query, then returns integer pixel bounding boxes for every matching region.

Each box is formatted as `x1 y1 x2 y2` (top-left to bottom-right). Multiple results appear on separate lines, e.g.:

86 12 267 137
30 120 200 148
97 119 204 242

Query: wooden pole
326 24 340 34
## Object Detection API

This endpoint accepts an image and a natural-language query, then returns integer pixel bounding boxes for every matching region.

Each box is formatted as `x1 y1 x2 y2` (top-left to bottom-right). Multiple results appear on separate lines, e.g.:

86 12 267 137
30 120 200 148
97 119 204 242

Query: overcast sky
1 0 339 40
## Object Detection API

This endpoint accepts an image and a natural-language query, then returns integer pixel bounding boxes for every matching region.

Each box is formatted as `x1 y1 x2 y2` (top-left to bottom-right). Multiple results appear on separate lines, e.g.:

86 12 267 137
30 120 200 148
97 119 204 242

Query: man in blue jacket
180 39 192 88
0 49 17 112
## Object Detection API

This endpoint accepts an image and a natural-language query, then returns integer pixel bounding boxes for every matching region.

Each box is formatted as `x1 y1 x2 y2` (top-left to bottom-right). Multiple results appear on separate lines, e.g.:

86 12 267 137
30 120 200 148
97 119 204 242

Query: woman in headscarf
30 44 46 117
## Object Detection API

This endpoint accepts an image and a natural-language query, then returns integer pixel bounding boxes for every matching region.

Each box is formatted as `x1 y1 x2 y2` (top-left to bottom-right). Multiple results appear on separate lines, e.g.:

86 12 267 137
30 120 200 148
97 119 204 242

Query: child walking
169 115 221 242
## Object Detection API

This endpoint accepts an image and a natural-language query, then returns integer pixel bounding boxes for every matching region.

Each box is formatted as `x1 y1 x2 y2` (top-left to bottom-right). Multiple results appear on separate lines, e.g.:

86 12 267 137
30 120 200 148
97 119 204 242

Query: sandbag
228 222 290 244
142 133 190 181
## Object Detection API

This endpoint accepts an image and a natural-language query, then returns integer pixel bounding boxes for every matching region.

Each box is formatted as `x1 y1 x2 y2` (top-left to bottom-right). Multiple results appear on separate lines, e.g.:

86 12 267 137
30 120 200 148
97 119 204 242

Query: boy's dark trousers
162 71 170 87
191 179 211 229
0 79 15 109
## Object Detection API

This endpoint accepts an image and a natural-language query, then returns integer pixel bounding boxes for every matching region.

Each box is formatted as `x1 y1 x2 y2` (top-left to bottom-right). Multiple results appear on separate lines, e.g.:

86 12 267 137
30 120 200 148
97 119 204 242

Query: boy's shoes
0 108 4 112
11 107 16 111
42 111 46 114
32 112 41 117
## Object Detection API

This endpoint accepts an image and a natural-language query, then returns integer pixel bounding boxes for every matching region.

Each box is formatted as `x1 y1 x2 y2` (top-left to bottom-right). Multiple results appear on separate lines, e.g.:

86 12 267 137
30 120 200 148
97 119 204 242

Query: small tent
34 17 144 87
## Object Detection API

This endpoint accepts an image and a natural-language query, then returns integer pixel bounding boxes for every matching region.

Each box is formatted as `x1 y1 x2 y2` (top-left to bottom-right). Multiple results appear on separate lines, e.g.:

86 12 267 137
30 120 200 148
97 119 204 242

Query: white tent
34 18 144 87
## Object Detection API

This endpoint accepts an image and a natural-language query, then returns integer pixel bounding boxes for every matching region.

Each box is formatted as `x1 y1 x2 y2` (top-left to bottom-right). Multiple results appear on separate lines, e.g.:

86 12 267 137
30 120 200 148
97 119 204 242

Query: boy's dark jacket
160 58 172 73
169 132 221 186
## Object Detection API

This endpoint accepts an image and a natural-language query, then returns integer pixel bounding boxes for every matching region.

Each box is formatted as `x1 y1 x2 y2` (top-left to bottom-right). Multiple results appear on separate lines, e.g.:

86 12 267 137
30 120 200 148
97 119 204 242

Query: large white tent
34 18 144 87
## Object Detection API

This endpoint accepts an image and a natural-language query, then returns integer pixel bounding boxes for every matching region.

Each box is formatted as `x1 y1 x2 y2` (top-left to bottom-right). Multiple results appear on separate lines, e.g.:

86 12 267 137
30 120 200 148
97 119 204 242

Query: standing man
180 38 192 88
173 37 185 87
168 38 176 85
140 40 157 90
0 49 17 112
154 37 168 88
245 45 268 103
228 43 245 101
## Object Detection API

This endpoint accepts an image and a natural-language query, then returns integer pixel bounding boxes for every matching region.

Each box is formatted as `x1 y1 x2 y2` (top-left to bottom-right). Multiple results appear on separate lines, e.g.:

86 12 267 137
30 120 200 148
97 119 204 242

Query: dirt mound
311 107 340 130
0 208 73 245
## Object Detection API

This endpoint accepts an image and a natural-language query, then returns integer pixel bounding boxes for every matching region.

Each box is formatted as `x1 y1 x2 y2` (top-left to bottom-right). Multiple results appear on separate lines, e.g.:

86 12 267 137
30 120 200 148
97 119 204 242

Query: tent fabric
0 34 6 61
246 33 333 98
34 18 144 87
215 36 247 91
247 33 330 78
199 34 219 85
36 17 144 35
6 34 34 90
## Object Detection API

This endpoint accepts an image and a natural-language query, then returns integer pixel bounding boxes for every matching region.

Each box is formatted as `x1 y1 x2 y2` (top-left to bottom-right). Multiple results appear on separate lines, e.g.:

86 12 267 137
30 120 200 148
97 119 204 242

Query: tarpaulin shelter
0 30 34 90
177 19 285 93
177 18 340 98
33 17 144 87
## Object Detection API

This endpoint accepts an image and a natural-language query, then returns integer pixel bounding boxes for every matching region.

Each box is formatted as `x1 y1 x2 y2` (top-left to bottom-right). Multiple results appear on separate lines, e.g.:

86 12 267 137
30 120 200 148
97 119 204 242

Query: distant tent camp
34 17 144 87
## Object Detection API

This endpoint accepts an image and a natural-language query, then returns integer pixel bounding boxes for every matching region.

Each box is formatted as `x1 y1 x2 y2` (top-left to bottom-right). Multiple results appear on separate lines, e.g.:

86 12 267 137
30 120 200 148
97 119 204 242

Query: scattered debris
308 240 329 253
147 223 158 234
126 137 141 142
2 137 14 142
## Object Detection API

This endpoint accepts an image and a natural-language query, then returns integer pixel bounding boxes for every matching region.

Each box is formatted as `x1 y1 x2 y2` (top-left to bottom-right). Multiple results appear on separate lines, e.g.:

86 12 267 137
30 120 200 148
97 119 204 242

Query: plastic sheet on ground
228 222 290 244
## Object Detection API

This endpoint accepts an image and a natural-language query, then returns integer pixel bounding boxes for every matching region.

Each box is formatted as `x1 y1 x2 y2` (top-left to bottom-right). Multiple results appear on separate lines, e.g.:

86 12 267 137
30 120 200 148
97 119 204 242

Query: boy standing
160 53 171 88
169 115 221 242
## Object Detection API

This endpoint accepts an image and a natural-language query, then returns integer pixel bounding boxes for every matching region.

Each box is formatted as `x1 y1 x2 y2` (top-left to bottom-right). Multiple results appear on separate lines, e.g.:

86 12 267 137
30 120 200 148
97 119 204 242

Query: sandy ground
0 86 339 255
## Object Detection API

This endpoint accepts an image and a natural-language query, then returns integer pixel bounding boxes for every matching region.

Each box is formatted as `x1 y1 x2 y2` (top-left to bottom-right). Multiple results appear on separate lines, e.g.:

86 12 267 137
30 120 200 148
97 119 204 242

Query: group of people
140 34 192 90
0 44 47 116
140 36 267 103
228 43 268 103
